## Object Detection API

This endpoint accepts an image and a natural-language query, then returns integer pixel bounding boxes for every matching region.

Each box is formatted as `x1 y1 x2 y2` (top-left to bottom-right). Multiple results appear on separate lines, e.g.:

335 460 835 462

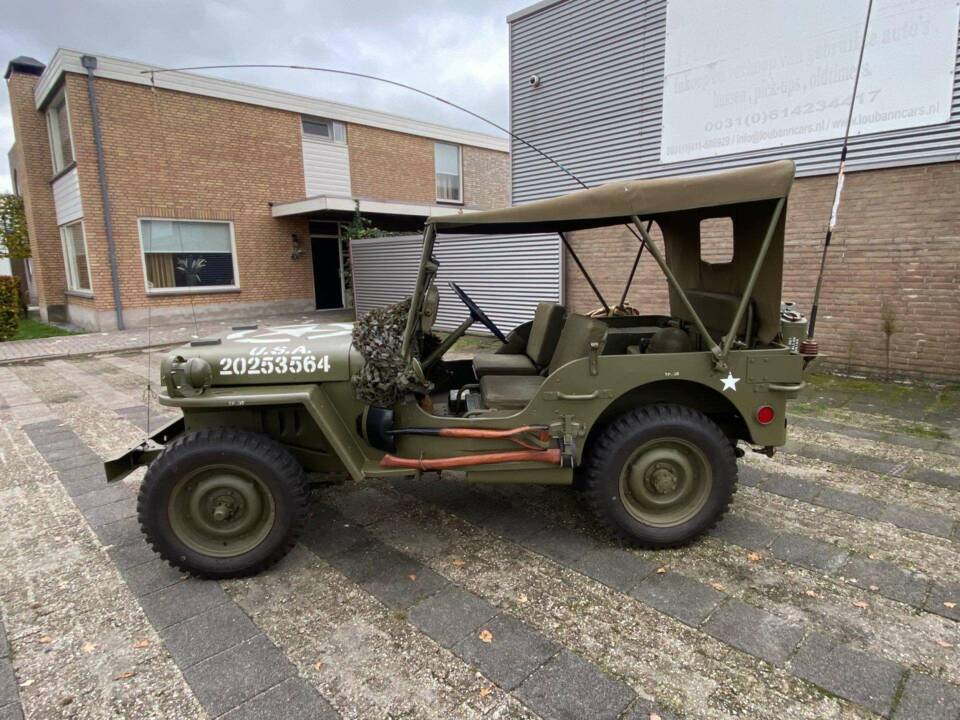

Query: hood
161 321 358 391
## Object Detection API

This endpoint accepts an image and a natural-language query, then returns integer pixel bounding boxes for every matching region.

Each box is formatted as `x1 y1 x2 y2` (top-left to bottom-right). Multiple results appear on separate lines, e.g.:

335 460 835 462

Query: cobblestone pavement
0 309 356 364
0 354 958 719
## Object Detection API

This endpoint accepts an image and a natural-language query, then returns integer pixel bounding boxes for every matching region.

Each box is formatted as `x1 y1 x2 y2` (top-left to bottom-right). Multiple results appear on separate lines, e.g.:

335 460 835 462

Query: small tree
0 194 30 260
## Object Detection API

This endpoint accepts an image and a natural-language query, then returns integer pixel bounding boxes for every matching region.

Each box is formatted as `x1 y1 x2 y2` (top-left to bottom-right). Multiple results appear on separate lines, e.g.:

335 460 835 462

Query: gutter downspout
81 55 124 330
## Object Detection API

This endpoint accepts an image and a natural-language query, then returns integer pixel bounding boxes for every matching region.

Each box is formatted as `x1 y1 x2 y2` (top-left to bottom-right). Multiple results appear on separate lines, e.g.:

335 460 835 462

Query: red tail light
756 406 776 425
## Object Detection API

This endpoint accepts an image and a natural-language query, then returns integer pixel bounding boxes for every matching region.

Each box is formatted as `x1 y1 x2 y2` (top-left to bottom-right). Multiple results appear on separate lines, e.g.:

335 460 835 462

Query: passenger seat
472 302 565 377
479 314 607 410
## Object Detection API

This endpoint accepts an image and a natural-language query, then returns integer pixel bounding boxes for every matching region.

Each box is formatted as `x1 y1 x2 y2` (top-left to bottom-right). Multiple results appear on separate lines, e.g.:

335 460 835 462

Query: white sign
660 0 960 163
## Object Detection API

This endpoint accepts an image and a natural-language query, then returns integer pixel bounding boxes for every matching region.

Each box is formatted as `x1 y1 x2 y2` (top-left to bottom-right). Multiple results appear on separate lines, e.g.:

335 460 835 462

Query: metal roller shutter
350 233 563 334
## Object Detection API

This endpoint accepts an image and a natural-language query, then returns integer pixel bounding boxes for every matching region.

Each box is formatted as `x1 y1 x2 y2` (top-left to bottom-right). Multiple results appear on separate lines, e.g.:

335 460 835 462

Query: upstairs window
47 90 74 173
435 142 462 203
301 116 346 143
61 221 91 293
140 219 237 293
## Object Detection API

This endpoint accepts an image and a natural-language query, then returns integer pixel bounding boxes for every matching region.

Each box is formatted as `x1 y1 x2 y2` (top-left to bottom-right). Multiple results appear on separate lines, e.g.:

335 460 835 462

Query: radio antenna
806 0 874 341
143 62 652 305
144 63 589 190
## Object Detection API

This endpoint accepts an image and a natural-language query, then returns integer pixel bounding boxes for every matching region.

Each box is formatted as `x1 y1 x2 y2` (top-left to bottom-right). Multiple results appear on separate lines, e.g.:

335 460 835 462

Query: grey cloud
1 0 532 192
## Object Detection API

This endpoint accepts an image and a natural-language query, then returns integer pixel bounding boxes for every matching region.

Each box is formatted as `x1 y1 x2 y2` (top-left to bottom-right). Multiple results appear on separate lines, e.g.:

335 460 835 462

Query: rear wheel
582 404 736 547
138 428 309 578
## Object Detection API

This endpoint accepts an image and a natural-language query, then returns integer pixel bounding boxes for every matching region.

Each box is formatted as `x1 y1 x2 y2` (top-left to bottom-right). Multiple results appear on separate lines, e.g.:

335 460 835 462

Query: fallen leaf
709 581 725 592
314 661 324 672
868 553 877 560
20 680 34 688
452 559 466 567
746 552 762 562
80 642 97 654
132 639 150 649
113 671 136 681
853 600 869 609
868 585 880 592
38 636 53 644
655 567 667 574
408 574 417 582
517 593 529 604
650 714 663 720
478 629 493 644
936 639 954 648
804 590 818 598
479 686 493 698
944 601 956 609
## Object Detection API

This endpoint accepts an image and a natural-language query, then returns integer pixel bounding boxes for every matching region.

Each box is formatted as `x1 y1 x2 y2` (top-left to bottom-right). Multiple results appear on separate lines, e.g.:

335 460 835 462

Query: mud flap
103 416 185 483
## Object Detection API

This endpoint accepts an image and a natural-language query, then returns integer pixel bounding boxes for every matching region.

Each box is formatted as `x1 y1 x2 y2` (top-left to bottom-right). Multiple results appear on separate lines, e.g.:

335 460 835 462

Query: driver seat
472 302 565 378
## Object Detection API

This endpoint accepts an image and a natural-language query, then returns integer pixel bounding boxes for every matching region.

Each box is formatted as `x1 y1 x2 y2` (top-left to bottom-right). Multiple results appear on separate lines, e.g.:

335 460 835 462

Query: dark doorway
311 236 343 309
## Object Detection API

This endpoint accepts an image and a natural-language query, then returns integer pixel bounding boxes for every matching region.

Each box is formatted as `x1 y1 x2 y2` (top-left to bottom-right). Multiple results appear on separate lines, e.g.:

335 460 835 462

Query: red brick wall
5 72 68 322
563 163 960 381
463 145 510 209
63 74 315 319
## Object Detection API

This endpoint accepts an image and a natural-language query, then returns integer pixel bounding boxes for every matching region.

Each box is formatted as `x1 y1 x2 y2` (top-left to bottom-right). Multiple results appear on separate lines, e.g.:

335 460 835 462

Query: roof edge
507 0 571 23
33 48 510 152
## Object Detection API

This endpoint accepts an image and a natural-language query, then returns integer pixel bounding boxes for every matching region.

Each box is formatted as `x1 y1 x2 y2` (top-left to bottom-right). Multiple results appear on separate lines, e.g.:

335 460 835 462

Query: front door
311 236 343 309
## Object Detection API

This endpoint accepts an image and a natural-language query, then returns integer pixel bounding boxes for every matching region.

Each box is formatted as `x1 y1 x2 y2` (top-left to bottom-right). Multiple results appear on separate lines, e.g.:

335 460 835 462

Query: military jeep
107 159 812 578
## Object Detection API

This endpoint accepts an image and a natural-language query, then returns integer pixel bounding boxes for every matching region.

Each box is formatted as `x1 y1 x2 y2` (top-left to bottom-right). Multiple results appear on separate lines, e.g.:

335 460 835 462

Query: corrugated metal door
350 233 563 334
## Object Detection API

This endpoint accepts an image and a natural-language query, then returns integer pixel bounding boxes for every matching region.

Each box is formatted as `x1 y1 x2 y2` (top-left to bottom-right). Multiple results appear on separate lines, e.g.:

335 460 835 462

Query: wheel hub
170 465 275 558
619 438 713 527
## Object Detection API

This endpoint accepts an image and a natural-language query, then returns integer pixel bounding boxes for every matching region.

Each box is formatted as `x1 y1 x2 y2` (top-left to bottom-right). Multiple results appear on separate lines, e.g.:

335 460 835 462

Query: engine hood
161 321 359 391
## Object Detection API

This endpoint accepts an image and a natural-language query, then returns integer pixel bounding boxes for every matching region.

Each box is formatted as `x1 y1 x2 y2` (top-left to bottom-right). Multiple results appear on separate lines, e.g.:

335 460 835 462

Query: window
61 222 91 292
47 91 74 173
699 217 734 264
140 219 237 292
301 116 346 143
435 142 462 203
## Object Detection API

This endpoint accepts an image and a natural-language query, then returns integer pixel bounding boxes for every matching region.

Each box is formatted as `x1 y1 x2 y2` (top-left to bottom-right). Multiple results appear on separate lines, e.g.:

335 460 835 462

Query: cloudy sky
0 0 533 192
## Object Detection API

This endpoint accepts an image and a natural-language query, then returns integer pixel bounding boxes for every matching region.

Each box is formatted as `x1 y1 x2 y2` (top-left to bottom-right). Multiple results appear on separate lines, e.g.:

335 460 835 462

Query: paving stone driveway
0 354 958 719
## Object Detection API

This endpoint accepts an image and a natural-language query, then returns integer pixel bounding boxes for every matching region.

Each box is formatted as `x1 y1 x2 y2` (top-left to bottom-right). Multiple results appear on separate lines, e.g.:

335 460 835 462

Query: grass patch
11 318 80 341
898 423 950 440
791 400 830 415
439 332 501 355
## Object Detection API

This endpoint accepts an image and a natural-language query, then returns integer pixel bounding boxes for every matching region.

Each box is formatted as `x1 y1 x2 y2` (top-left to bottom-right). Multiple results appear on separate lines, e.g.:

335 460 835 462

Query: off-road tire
138 428 309 578
581 404 737 548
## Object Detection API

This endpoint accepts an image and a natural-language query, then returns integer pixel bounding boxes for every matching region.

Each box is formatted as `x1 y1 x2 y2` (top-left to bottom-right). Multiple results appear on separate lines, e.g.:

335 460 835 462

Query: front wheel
138 428 309 578
581 404 737 547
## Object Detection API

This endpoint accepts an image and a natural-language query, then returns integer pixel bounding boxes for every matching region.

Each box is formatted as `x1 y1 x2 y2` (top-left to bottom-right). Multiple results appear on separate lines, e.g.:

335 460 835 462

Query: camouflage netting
352 299 423 406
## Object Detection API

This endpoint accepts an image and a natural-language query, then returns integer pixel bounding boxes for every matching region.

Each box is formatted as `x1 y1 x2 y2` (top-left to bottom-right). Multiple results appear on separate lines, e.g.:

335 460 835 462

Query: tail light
756 406 776 425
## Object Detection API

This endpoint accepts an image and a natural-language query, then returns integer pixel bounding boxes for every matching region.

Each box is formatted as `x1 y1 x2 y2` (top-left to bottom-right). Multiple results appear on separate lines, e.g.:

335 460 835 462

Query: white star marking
720 372 740 392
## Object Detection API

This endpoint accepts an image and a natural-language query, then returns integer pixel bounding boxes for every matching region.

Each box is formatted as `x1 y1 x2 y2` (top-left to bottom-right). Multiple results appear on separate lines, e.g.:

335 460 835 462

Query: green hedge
0 275 21 341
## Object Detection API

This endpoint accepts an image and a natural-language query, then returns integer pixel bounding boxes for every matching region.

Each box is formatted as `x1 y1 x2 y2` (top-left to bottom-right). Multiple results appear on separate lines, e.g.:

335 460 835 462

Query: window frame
138 218 241 296
60 220 93 296
434 141 463 205
300 115 347 144
46 89 75 175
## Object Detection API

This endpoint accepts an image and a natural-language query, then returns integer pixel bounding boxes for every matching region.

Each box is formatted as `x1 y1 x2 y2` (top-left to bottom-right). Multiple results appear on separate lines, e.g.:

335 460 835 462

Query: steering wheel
449 282 507 343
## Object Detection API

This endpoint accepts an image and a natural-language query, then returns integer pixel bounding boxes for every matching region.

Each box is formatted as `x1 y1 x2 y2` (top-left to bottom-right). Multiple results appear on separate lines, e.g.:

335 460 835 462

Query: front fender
104 416 185 483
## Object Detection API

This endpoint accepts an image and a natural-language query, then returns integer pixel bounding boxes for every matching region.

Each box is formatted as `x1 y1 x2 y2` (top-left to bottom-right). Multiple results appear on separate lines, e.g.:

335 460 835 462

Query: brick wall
5 72 68 322
563 162 960 381
348 123 508 210
463 145 510 209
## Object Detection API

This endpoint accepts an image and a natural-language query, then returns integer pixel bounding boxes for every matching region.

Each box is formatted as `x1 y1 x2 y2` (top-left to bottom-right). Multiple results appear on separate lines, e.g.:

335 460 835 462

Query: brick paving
0 354 957 718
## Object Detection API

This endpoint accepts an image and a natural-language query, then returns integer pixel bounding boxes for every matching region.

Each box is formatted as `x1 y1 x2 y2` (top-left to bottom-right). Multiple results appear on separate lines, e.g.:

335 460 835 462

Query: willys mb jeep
107 159 812 578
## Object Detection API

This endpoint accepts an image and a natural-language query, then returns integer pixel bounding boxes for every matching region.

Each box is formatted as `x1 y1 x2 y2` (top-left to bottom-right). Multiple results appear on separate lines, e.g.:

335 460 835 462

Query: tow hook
752 445 776 458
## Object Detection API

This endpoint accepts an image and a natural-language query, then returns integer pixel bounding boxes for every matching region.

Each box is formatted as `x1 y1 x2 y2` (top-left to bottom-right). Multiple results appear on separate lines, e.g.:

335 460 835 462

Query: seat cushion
473 353 537 377
480 375 542 409
547 314 608 374
526 302 566 367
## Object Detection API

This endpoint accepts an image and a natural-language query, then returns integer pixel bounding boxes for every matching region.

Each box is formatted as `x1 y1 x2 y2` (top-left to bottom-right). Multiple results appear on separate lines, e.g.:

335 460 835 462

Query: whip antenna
806 0 874 340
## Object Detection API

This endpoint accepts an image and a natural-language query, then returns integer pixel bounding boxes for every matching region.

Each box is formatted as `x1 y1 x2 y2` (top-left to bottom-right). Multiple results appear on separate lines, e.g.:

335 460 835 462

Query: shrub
0 275 21 341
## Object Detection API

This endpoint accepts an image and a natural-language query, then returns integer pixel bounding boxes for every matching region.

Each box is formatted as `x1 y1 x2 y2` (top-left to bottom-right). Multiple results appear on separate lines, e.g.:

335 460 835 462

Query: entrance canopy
427 160 794 235
271 195 464 233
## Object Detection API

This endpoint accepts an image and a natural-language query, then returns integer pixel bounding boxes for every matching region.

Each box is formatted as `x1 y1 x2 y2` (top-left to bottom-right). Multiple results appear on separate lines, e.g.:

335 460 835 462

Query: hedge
0 275 21 341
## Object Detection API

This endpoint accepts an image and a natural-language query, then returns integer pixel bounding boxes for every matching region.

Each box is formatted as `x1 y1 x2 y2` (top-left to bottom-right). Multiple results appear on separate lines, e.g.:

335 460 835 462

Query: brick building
508 0 960 381
4 49 510 331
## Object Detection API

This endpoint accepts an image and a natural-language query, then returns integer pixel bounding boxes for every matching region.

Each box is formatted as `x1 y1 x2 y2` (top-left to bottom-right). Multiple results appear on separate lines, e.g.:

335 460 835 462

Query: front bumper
103 416 184 483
